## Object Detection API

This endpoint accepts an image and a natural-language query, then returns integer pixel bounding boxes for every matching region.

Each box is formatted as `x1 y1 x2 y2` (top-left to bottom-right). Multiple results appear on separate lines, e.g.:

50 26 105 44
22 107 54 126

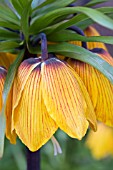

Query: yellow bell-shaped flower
0 66 16 144
68 26 113 127
10 56 96 151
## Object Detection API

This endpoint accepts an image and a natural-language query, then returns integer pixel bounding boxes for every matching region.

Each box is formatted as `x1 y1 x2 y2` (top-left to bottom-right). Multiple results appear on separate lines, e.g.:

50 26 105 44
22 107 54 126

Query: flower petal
0 67 16 143
12 58 41 127
0 53 16 69
67 64 97 131
68 59 98 108
68 50 113 127
84 26 107 50
5 87 17 144
12 64 58 151
41 58 89 140
0 53 11 69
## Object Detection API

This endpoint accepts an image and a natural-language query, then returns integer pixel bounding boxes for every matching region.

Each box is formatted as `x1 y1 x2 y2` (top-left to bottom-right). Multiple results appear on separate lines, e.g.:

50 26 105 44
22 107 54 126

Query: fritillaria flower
86 123 113 159
0 66 16 144
8 53 97 151
68 27 113 127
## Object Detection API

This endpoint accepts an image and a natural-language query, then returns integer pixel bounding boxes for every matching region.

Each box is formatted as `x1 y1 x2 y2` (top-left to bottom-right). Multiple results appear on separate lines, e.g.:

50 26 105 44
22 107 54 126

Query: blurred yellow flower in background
86 123 113 159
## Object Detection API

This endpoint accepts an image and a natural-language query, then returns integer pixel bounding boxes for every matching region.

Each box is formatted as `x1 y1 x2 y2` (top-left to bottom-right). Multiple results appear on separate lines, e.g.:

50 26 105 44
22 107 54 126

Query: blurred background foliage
0 129 113 170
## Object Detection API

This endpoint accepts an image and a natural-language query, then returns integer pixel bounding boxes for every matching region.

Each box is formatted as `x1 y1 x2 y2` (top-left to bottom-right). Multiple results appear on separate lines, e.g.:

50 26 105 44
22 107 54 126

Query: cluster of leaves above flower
0 0 113 158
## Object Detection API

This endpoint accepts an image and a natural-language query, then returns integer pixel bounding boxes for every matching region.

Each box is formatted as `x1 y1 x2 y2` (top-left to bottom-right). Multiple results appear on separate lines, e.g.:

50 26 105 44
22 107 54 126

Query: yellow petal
67 64 97 131
0 52 16 69
0 67 16 143
68 50 113 127
84 26 107 50
12 58 41 126
6 53 16 64
41 58 89 140
5 87 17 144
13 64 58 151
91 49 113 126
70 40 82 47
86 123 113 159
0 53 11 69
68 59 98 108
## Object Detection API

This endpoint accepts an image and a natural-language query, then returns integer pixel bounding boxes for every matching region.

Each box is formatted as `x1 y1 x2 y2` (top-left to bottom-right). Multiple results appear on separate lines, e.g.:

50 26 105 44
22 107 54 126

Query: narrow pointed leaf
32 0 75 18
0 41 21 52
30 7 113 34
0 19 20 30
41 7 113 35
0 28 20 41
86 0 108 6
11 0 23 16
0 3 20 25
21 1 32 42
48 30 113 45
33 0 55 11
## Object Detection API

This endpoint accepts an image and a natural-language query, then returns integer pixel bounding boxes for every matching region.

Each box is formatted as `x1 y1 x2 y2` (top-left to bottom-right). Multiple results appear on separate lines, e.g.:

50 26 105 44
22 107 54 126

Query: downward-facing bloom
68 26 113 127
8 56 97 151
86 123 113 159
0 66 16 144
68 49 113 126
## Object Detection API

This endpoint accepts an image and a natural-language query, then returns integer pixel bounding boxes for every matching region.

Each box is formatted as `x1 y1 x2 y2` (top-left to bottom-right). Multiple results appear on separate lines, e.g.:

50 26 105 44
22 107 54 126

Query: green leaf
0 19 20 30
21 1 32 42
86 0 108 6
33 0 55 11
48 30 113 44
18 0 32 7
0 50 24 158
30 6 113 34
0 3 20 26
11 0 23 16
32 0 75 18
0 28 20 41
46 43 113 83
76 7 113 29
41 7 113 35
32 0 45 8
0 41 21 52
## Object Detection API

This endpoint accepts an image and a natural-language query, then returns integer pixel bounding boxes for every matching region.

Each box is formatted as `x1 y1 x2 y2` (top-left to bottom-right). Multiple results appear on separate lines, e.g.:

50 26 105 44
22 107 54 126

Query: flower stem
67 26 87 49
32 33 48 61
27 148 40 170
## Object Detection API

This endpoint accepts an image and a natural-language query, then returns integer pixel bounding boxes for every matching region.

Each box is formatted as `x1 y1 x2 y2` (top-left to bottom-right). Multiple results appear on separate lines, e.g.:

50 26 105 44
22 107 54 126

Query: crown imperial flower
7 55 97 151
